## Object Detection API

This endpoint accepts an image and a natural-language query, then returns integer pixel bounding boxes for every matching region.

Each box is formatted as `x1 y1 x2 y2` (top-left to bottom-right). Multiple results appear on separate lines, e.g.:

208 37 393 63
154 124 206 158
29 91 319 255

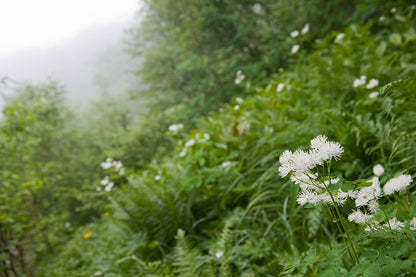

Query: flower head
410 217 416 231
335 33 345 41
353 75 367 87
366 79 379 89
369 91 379 98
276 83 285 93
301 23 310 35
291 45 300 54
290 30 299 38
348 210 372 224
385 217 404 230
384 174 413 195
373 164 384 176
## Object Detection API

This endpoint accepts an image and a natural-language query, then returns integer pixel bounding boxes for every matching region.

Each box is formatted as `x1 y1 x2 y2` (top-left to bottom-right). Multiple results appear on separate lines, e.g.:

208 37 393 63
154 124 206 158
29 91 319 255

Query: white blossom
169 123 184 133
384 174 413 195
366 79 379 89
291 44 300 54
335 33 345 41
100 176 110 186
369 91 379 98
353 75 367 87
348 210 372 224
215 251 224 258
203 133 210 140
234 105 240 111
290 30 299 38
301 23 310 35
276 83 285 93
385 217 404 230
221 161 231 168
234 70 245 84
410 217 416 231
104 182 114 192
391 7 397 13
236 97 243 103
373 164 384 176
368 200 379 213
154 175 161 181
65 222 71 228
185 139 195 147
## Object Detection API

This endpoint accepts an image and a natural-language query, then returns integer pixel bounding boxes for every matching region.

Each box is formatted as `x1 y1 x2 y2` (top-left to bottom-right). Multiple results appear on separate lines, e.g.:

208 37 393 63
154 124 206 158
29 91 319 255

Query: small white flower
368 200 379 213
154 175 161 181
65 222 71 228
215 251 224 258
179 150 186 157
234 105 240 111
290 30 299 38
348 210 372 224
113 161 123 171
94 271 103 276
100 176 110 186
236 97 243 103
291 44 300 54
276 83 285 93
385 217 404 230
410 217 416 231
185 139 195 147
379 16 385 22
301 23 309 35
373 164 384 176
384 174 413 195
391 7 397 13
366 79 379 89
297 190 320 205
353 75 367 87
234 70 245 84
105 182 114 192
96 186 102 191
169 123 184 133
279 68 284 73
203 133 210 140
369 91 379 98
221 161 231 168
335 33 345 41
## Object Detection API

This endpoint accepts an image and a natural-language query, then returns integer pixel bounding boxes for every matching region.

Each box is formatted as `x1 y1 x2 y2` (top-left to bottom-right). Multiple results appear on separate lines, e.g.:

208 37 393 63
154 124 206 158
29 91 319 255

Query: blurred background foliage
1 0 416 276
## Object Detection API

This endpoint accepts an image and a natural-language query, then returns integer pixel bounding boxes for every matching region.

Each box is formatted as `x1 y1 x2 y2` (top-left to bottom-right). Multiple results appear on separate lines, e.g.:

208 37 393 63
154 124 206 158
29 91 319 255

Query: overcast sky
0 0 140 57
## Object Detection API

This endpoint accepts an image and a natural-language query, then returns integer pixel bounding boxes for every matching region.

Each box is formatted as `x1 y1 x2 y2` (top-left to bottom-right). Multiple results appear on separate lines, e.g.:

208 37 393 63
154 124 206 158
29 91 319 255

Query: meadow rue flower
203 133 210 140
366 79 379 89
221 161 231 168
383 174 413 195
96 187 102 191
94 271 103 276
100 158 113 169
368 200 379 213
100 176 110 186
215 251 224 258
65 222 71 228
290 30 299 38
185 139 195 147
279 68 284 73
291 44 300 54
168 123 184 133
297 190 320 205
234 70 245 84
373 164 384 176
236 97 243 103
386 217 404 230
234 105 240 111
104 182 114 192
301 23 310 34
179 150 186 157
391 7 397 13
276 83 285 93
335 33 345 41
353 75 367 87
154 175 161 181
369 91 379 98
410 217 416 231
348 210 372 224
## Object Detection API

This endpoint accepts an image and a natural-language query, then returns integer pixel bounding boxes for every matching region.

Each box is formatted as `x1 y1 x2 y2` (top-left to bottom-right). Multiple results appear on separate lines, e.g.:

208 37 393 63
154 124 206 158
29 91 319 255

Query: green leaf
341 182 355 192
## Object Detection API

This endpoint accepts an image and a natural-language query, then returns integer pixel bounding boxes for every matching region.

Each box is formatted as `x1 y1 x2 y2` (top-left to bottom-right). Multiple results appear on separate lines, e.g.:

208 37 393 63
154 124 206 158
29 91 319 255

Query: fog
0 18 139 109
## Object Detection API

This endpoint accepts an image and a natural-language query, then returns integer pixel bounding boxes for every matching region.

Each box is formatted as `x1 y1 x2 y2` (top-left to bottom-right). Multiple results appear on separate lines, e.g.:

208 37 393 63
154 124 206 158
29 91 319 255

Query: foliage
3 2 416 277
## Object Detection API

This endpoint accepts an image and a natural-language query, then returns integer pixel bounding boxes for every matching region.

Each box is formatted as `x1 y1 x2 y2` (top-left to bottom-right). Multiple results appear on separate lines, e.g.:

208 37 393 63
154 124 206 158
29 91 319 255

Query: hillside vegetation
1 1 416 276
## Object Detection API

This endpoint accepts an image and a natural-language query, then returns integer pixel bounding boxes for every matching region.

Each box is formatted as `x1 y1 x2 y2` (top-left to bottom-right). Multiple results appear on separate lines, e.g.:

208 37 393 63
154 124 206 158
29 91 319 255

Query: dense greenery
1 1 416 276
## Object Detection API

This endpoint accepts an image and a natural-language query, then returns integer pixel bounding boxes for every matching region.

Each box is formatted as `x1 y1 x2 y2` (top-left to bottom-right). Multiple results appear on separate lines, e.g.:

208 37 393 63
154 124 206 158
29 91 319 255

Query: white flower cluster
383 174 412 195
276 83 285 93
99 176 114 192
234 70 245 84
353 76 379 89
290 23 309 38
291 45 300 54
279 136 415 230
279 135 345 206
335 33 345 41
168 123 184 133
100 158 123 172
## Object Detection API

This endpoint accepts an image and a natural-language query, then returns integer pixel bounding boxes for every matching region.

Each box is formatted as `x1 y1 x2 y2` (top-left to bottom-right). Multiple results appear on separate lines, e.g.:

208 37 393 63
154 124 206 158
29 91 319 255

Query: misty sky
0 0 139 57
